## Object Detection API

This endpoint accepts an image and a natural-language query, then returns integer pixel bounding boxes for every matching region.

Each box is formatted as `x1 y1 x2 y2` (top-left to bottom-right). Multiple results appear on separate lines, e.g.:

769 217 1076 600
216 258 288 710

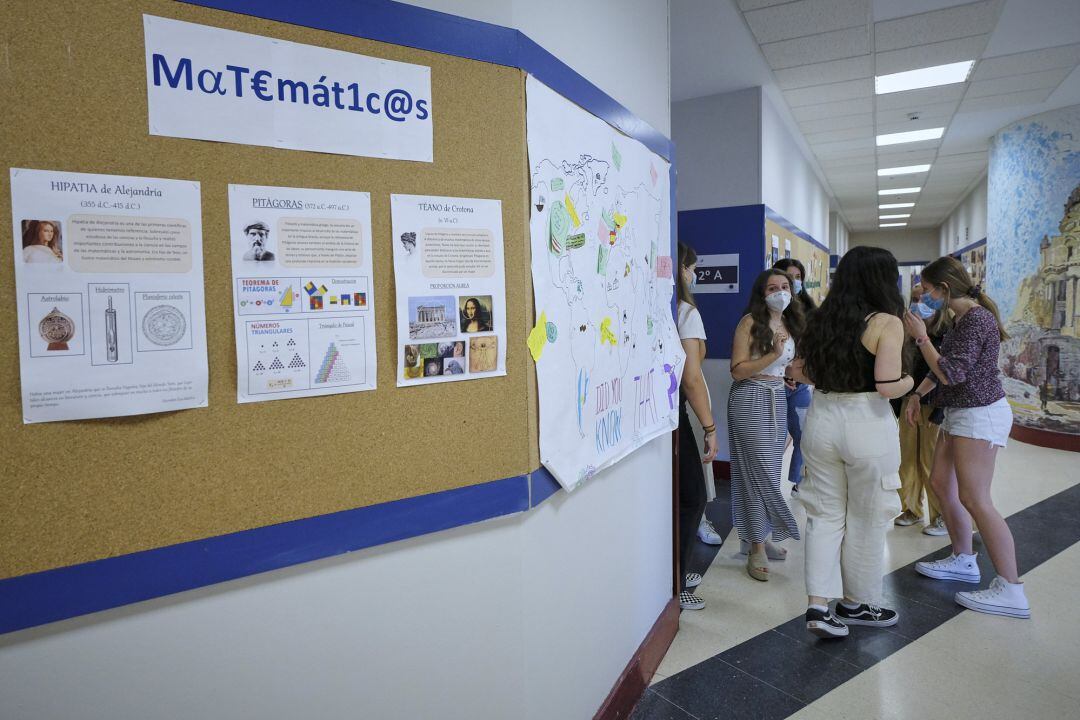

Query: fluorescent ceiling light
875 60 974 94
878 164 931 176
876 127 945 146
880 222 908 228
879 187 921 195
880 214 911 219
879 202 915 208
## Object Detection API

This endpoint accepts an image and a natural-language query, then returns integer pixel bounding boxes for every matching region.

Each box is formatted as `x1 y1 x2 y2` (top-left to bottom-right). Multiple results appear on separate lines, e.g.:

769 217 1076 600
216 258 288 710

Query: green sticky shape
647 316 654 335
545 322 557 343
551 178 564 191
549 200 570 243
601 207 615 231
420 343 438 359
597 244 610 274
566 232 586 250
612 142 622 171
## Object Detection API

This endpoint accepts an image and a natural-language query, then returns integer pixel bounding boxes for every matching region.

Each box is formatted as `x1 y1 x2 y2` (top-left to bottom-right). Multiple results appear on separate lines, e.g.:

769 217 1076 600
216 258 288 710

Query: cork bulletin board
0 0 535 579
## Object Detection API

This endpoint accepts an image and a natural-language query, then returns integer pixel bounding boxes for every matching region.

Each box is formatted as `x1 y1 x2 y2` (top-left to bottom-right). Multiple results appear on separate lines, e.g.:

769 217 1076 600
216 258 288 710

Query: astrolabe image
142 304 187 346
39 306 75 351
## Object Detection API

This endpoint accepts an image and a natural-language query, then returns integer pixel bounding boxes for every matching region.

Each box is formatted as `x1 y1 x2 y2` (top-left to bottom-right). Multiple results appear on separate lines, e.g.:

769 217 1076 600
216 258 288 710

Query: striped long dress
728 378 800 544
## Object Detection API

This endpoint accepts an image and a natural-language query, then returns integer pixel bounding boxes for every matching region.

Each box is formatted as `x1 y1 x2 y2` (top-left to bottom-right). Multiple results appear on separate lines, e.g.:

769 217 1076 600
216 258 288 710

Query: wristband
701 423 716 434
915 335 930 346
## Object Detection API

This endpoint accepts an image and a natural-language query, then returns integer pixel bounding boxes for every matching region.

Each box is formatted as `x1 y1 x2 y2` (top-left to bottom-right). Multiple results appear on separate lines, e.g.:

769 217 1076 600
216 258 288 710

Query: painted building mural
988 105 1080 435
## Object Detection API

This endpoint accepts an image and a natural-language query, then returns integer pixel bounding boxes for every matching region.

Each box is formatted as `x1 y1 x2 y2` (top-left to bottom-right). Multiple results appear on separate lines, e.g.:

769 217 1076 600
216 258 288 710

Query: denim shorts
941 397 1013 447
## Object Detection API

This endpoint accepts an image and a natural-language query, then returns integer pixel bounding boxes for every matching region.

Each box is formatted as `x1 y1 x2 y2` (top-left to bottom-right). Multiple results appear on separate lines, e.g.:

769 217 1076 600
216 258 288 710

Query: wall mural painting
989 106 1080 435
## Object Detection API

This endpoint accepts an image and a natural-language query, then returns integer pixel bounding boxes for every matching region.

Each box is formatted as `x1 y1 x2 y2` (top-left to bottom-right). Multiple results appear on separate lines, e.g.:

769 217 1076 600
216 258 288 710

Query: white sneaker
685 572 702 588
697 518 724 546
894 511 920 526
956 576 1031 619
915 552 981 582
922 517 948 536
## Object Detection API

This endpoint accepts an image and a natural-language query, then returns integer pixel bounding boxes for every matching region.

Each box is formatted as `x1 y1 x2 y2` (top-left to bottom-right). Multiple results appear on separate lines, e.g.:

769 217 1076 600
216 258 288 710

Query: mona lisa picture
458 295 493 334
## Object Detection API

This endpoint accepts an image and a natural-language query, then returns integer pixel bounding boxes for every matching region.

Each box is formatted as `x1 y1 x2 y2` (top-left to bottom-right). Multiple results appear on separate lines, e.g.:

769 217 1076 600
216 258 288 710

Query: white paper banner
143 15 433 162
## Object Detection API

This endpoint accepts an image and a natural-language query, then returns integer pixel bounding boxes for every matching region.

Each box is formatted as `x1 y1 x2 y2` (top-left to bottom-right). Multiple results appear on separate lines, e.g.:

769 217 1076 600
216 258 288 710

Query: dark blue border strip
764 206 829 254
177 0 674 160
952 237 987 257
897 260 931 266
0 474 529 635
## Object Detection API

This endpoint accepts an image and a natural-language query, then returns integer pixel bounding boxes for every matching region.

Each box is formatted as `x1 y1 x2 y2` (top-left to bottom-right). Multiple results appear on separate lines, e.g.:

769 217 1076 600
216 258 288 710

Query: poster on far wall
228 184 377 403
526 75 683 491
10 168 208 423
390 194 507 385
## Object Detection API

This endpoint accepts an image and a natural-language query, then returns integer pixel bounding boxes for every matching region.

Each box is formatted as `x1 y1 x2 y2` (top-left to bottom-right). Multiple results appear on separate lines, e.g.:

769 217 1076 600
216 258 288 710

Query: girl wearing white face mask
729 269 805 581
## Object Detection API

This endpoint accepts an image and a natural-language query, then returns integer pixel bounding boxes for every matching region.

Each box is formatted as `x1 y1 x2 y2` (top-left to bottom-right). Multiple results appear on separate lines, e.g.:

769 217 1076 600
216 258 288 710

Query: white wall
829 211 849 256
851 228 940 262
0 3 675 720
760 91 830 245
939 174 988 255
671 87 762 211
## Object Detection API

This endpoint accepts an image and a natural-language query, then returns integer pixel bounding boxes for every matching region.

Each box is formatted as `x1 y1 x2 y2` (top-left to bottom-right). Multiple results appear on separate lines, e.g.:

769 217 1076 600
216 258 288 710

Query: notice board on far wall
0 0 534 580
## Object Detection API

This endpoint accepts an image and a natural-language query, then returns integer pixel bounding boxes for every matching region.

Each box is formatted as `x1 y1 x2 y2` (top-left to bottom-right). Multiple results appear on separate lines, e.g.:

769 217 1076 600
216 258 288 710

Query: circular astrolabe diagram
142 304 186 346
39 307 75 343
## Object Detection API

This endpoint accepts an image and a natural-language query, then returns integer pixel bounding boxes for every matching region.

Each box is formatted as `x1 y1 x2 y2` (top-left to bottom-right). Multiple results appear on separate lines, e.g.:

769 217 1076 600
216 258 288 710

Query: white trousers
801 390 902 603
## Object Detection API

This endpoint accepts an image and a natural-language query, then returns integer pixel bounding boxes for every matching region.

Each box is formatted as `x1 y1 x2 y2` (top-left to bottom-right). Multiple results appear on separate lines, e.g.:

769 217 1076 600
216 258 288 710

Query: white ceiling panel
957 87 1056 112
775 55 873 89
874 118 952 135
873 0 1002 52
784 78 873 107
792 96 874 120
933 150 988 165
876 84 966 110
799 112 875 134
738 0 797 10
875 101 959 125
876 140 943 157
745 0 870 45
806 126 875 144
967 67 1072 98
875 147 939 165
812 138 877 155
874 34 989 75
761 26 871 69
972 43 1080 81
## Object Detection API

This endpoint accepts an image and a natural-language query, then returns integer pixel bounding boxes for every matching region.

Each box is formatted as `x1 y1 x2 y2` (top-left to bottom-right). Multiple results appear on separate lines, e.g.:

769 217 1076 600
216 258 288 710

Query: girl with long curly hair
728 268 804 582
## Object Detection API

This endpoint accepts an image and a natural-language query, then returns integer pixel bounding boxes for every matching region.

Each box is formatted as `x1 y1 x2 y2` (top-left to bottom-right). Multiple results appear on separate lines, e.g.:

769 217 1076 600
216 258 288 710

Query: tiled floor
634 439 1080 720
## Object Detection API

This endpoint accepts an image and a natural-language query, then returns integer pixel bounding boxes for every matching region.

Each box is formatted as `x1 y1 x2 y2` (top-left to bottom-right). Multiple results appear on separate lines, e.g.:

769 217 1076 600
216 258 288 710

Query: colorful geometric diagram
279 285 294 307
354 292 367 307
341 294 351 306
304 281 328 296
310 295 323 310
314 342 351 384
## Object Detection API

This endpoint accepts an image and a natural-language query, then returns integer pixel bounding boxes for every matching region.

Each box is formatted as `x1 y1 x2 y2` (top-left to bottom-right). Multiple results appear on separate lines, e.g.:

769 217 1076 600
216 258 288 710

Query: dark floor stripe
635 482 1080 720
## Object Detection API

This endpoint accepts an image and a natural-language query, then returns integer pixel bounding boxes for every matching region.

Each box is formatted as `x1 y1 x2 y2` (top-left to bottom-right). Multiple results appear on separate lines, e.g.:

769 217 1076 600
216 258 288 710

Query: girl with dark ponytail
903 255 1028 619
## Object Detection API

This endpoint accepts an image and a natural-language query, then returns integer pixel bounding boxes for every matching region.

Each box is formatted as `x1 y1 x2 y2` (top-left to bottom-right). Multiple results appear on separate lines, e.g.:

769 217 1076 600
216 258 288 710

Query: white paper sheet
525 76 684 490
10 168 208 423
390 194 507 385
228 184 377 402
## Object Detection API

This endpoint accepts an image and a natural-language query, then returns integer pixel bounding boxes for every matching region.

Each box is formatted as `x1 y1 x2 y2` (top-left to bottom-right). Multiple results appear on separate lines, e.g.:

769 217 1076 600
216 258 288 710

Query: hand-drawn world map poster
526 76 683 490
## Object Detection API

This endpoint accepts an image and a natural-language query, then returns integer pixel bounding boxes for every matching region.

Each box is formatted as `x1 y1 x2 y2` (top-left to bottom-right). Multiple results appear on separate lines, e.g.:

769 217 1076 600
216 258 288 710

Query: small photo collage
403 294 498 381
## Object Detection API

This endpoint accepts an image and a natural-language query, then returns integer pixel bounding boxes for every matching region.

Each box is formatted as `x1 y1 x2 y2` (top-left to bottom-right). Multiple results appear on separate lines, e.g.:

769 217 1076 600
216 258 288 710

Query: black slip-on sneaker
806 607 848 638
834 603 899 627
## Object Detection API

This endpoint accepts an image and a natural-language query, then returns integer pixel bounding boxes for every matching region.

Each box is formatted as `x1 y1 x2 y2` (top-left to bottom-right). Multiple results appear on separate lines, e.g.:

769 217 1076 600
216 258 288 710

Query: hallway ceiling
673 0 1080 233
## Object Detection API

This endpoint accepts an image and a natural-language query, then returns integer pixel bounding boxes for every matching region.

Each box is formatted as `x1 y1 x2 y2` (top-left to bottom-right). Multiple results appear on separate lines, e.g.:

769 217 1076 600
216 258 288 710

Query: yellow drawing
528 311 548 361
600 316 618 346
613 212 627 229
279 285 294 307
565 193 581 228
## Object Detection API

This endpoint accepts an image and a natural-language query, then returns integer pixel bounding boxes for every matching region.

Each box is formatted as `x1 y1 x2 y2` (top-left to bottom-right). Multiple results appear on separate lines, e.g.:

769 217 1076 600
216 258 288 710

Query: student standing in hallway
773 258 816 494
790 246 911 638
676 242 718 610
904 257 1030 619
728 269 804 582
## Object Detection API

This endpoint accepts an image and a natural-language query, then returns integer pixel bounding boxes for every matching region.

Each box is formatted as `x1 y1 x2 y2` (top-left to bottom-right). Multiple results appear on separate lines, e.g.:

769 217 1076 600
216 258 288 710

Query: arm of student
680 337 718 463
873 315 915 399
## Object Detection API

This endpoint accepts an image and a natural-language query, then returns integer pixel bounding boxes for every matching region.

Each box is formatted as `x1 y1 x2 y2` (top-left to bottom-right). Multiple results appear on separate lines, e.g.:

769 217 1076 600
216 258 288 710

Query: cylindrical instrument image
105 296 119 363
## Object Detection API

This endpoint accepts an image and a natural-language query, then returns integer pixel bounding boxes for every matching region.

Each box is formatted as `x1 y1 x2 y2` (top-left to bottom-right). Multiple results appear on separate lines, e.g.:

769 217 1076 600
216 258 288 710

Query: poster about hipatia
391 194 507 385
228 184 377 402
10 168 208 423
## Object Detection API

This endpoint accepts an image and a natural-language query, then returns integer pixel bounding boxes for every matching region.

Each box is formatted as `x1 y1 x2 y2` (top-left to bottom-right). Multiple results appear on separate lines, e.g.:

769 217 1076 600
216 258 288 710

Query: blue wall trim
763 206 830 254
679 204 765 360
0 474 528 635
2 0 676 635
829 253 839 268
178 0 674 161
898 260 931 266
953 237 987 257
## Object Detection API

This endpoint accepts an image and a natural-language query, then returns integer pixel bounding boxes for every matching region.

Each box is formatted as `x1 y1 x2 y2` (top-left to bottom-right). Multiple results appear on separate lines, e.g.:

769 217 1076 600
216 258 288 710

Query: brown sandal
747 551 769 582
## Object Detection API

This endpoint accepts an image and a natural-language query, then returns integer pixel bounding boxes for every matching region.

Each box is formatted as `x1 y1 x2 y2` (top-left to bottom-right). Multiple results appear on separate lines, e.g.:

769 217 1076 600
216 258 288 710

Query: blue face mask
910 302 935 319
921 292 945 311
793 279 804 295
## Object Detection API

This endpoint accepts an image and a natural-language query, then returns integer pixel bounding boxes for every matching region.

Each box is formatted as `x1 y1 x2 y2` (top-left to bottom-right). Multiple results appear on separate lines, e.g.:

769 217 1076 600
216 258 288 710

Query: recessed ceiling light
880 223 908 228
879 202 916 208
878 164 931 176
878 187 921 195
879 214 911 219
876 127 945 146
875 61 974 95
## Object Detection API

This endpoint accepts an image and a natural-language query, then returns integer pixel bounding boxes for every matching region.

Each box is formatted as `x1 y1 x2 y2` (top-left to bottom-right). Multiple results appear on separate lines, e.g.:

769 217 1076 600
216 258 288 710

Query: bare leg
953 437 1019 583
928 433 974 556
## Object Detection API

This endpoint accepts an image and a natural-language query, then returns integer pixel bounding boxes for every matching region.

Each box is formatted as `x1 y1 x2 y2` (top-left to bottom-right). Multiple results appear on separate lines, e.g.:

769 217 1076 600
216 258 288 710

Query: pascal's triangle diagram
314 342 351 384
287 353 306 369
268 356 285 370
251 360 266 372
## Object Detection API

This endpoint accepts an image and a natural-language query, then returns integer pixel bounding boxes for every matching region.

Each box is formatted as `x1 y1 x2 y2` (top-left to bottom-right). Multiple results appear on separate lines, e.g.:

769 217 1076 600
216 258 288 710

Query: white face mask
765 290 792 312
793 279 804 295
